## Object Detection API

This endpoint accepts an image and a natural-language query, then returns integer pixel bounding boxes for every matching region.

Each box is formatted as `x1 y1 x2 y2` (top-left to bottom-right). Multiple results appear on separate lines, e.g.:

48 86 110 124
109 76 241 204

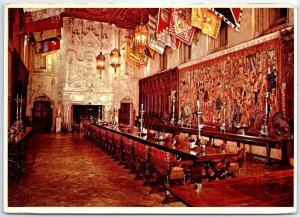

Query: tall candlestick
259 91 270 136
195 103 204 151
220 101 226 132
170 95 176 125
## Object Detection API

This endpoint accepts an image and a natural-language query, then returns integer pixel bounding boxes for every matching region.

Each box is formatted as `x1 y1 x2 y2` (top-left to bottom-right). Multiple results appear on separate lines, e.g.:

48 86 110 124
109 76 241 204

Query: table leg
265 142 271 164
281 142 287 163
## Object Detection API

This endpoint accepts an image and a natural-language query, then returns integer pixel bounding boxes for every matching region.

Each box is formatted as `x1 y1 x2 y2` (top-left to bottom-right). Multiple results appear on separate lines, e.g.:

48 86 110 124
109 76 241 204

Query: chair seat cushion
228 162 240 174
289 157 294 167
169 166 184 180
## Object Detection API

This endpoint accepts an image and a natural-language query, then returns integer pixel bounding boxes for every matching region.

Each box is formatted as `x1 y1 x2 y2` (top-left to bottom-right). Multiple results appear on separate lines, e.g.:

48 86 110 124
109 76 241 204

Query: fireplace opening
72 105 102 131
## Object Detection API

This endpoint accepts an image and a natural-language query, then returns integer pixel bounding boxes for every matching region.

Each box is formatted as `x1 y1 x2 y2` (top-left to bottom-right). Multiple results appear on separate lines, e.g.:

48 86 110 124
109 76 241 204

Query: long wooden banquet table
156 124 292 164
169 169 294 207
94 124 238 163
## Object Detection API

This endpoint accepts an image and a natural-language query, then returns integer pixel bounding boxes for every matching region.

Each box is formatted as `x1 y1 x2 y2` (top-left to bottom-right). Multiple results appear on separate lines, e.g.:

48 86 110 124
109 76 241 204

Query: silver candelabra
195 100 204 150
220 101 226 132
170 93 176 125
15 93 24 132
259 91 270 136
139 104 145 134
97 106 102 125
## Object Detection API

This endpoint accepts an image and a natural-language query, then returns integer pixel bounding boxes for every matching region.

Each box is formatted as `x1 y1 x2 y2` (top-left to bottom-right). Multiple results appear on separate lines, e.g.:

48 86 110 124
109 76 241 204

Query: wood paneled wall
10 50 29 126
139 67 179 128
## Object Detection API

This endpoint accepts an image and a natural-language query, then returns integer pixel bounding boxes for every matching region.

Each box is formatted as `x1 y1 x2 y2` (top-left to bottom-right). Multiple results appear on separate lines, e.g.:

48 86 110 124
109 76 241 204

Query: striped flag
147 15 165 54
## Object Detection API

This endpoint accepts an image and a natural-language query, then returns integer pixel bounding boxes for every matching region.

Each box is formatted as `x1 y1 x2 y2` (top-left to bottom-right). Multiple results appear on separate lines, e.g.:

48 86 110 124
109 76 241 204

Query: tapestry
210 8 243 31
169 8 195 45
191 8 222 39
156 8 180 50
178 39 281 133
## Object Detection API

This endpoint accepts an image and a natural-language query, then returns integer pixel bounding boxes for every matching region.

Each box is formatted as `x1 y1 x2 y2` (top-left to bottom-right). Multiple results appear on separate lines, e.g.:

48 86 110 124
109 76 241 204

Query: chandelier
110 48 121 78
134 22 149 53
96 52 106 79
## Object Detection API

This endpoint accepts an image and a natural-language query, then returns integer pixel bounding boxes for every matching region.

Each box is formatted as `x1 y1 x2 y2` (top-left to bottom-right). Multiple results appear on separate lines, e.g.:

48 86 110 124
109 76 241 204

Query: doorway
119 103 131 125
32 101 52 132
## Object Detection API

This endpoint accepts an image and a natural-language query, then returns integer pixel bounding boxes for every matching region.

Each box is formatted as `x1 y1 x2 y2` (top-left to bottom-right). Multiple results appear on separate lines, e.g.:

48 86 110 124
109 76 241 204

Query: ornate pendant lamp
96 22 106 79
110 48 121 78
96 52 106 79
134 13 149 53
134 22 149 52
110 28 121 79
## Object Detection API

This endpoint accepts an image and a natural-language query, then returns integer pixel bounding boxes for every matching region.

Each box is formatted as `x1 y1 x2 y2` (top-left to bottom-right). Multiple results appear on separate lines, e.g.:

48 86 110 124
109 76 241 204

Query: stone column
104 105 112 123
63 103 72 131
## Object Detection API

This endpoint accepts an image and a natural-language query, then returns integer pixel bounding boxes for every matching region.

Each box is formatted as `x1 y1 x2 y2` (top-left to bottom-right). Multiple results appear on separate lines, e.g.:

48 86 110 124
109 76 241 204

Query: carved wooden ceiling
63 8 159 29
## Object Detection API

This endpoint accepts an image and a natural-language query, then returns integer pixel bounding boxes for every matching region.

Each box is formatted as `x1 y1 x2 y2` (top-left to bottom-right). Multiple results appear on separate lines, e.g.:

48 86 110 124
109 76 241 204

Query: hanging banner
210 8 243 31
125 37 146 68
35 38 60 54
169 8 195 45
144 47 156 59
25 15 63 32
191 8 222 39
33 28 61 42
148 14 165 55
24 8 64 22
156 8 180 50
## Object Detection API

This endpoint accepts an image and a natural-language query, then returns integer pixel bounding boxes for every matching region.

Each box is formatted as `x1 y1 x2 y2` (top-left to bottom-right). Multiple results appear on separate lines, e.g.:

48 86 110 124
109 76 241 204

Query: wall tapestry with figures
178 38 283 134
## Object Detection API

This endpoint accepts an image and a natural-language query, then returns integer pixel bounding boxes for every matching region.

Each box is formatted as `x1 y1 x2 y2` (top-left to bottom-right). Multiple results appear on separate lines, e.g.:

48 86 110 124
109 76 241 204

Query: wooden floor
8 132 292 207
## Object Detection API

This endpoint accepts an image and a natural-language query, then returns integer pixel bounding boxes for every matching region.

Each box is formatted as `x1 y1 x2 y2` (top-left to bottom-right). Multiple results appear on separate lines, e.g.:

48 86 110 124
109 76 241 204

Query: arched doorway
32 101 52 132
118 96 135 125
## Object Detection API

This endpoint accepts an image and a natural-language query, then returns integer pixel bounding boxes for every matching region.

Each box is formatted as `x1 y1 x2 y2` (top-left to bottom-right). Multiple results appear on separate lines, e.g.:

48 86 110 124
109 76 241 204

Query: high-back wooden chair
122 137 135 171
149 148 192 203
133 142 151 185
227 148 246 177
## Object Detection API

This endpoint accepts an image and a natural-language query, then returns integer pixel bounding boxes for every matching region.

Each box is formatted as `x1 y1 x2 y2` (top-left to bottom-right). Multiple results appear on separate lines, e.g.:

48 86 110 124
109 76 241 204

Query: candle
197 100 200 110
17 93 19 100
141 104 144 110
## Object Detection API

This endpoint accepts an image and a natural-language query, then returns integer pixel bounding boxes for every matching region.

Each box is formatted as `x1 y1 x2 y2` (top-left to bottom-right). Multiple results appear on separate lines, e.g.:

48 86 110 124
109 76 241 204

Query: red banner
156 8 180 50
25 15 62 32
35 38 60 54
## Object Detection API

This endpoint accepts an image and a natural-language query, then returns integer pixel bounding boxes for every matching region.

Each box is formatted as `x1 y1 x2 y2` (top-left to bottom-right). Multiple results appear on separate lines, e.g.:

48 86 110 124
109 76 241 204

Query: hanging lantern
110 48 121 78
96 52 106 79
134 22 149 53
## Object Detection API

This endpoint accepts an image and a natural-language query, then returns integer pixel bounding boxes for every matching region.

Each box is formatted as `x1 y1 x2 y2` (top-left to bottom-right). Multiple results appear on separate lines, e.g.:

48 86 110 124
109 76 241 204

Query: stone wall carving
27 17 143 131
56 17 142 129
